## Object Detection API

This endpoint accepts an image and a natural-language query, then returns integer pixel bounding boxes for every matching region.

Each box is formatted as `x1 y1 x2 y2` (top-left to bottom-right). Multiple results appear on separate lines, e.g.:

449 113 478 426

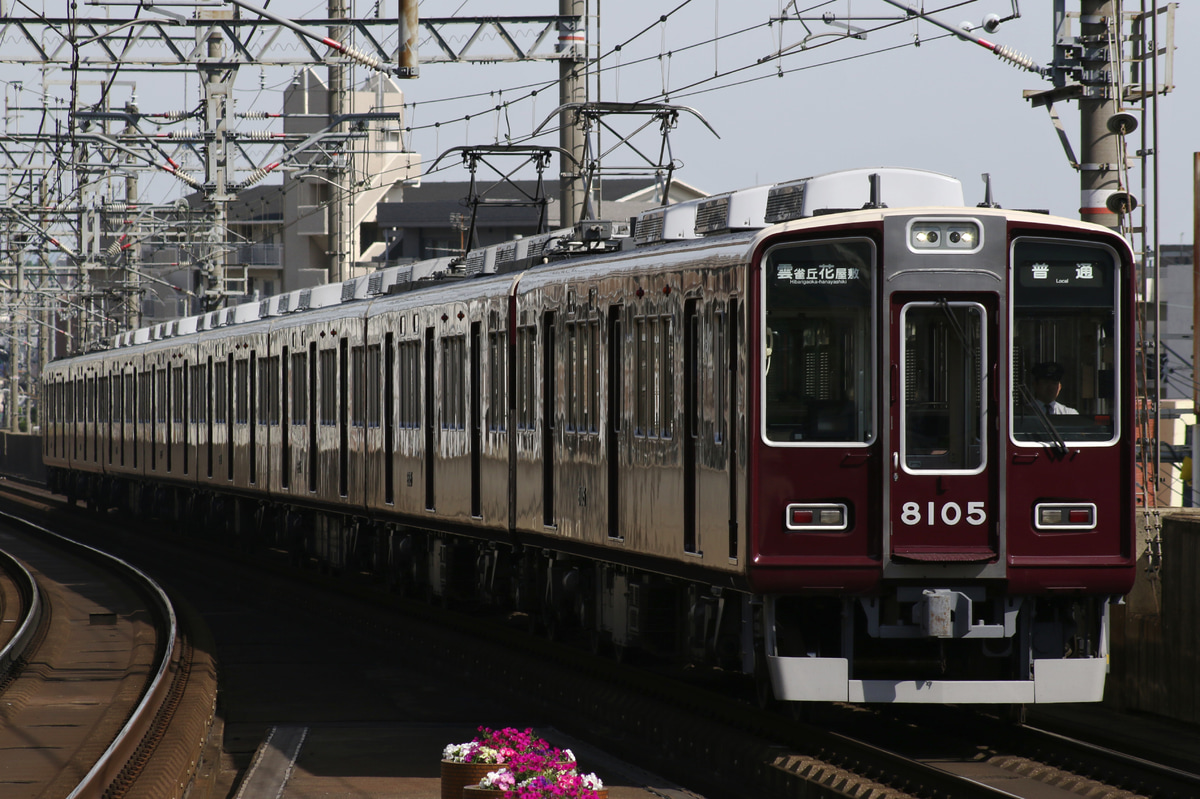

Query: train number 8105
900 501 987 526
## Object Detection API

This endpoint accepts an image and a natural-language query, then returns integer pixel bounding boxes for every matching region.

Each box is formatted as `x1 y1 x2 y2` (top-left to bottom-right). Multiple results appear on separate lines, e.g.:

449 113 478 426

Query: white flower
442 743 471 762
562 748 576 762
581 772 604 790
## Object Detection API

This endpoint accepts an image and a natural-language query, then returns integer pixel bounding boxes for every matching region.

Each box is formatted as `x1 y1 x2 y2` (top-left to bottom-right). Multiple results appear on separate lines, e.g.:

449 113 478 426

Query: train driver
1030 361 1078 415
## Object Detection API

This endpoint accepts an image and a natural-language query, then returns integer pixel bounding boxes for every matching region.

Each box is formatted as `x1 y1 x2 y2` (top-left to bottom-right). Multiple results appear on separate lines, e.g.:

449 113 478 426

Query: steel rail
0 547 43 683
0 509 179 799
1018 721 1200 798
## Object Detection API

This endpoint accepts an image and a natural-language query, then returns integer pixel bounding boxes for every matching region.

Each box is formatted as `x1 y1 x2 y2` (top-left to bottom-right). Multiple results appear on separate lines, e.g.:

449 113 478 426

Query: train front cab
751 210 1136 704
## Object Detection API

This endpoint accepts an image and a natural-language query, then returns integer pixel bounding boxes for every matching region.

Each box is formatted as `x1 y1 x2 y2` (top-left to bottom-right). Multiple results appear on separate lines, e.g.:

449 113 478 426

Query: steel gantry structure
0 2 589 431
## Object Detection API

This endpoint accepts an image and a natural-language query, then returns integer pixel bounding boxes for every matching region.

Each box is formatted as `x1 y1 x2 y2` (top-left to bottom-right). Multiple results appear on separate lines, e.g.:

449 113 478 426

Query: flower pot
441 761 502 799
462 787 505 799
463 787 608 799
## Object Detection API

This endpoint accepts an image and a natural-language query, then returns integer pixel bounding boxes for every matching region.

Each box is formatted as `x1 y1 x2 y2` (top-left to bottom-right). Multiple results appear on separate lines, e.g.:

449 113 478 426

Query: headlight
908 220 982 252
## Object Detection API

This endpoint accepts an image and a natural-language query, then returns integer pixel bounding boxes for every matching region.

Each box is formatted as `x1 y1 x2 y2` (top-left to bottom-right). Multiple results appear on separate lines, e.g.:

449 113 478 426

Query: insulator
167 130 203 140
102 202 130 213
234 130 277 141
153 110 191 120
104 237 127 258
241 166 274 188
170 169 203 189
992 44 1037 72
336 42 387 73
238 111 276 119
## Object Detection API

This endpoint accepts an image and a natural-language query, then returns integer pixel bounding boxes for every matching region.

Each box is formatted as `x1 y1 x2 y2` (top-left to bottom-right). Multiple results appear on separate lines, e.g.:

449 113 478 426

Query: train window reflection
762 239 875 445
1011 240 1118 445
901 302 986 473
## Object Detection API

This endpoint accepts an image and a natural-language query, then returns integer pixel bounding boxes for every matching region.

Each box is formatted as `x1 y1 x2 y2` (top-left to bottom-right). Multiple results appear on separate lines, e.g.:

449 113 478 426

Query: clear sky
391 0 1193 246
6 1 1193 245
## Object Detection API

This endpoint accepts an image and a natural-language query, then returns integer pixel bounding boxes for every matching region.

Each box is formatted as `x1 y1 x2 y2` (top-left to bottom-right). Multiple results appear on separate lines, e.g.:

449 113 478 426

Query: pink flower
449 727 604 798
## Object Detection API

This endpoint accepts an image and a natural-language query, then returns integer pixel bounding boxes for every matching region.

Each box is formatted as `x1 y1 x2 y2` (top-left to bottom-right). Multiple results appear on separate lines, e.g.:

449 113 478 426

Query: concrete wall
1107 509 1200 724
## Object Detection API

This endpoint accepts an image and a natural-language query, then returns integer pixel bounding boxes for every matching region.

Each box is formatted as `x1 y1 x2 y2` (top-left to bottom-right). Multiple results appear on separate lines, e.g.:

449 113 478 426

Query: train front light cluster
785 503 848 532
908 220 982 252
1034 502 1097 531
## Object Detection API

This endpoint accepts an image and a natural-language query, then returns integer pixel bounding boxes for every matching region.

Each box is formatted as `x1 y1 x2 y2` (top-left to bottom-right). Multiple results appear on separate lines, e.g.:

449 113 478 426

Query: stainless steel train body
43 167 1137 704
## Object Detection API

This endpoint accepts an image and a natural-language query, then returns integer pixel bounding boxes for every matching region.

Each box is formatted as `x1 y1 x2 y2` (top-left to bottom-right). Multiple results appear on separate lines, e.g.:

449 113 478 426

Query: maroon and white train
43 167 1136 704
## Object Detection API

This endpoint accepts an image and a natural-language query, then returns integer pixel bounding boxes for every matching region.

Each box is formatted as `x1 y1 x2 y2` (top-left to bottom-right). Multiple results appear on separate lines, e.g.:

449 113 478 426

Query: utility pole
1077 0 1123 231
398 0 419 78
329 0 349 285
558 0 586 227
200 9 238 310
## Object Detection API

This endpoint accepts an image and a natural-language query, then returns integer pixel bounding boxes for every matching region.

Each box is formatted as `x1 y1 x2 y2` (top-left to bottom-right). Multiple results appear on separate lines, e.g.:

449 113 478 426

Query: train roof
84 166 1118 357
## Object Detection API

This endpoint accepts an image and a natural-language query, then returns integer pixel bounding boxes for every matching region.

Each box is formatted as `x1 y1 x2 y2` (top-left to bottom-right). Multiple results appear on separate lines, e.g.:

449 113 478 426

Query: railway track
993 714 1200 798
0 481 1192 799
0 507 216 799
0 545 41 682
770 700 1200 799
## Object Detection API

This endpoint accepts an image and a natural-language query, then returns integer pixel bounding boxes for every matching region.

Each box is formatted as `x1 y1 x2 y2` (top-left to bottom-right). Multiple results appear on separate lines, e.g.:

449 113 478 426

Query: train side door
542 311 556 527
888 297 998 561
683 299 699 553
607 305 623 539
470 321 482 518
685 299 736 559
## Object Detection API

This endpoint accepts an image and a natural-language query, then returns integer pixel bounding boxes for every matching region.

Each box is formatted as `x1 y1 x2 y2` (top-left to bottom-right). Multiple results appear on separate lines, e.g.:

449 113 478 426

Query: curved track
0 510 210 799
0 546 41 683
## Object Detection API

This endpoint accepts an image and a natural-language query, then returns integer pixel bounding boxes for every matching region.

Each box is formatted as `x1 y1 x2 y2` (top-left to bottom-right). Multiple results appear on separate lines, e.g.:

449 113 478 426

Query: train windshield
1011 239 1119 444
762 239 875 444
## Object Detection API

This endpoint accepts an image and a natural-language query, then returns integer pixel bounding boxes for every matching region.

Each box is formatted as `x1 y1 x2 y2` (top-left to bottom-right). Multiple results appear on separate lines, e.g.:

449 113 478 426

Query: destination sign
774 263 863 286
1017 260 1105 288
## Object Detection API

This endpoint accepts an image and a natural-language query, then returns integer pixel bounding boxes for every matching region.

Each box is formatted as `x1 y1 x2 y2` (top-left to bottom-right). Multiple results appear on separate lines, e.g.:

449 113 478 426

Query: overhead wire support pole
558 0 586 229
397 0 419 78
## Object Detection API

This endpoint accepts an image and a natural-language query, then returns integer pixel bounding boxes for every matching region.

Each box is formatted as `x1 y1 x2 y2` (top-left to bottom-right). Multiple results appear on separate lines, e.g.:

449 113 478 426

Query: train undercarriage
51 468 1115 706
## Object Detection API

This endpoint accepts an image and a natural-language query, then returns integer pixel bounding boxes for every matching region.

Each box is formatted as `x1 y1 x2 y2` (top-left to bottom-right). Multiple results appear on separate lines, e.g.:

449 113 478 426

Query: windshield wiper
936 298 973 353
1016 382 1068 456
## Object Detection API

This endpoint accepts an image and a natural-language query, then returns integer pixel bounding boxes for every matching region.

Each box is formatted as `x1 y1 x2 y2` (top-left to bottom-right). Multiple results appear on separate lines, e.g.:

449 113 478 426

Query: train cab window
901 302 986 472
762 239 875 444
1011 239 1119 445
